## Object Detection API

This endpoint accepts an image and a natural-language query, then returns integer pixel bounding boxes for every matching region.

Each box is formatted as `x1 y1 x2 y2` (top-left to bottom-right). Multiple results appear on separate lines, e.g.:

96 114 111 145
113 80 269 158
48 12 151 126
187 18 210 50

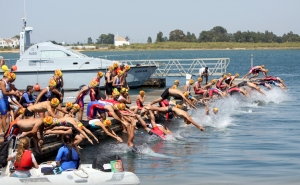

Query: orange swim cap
118 103 126 110
108 66 113 70
139 90 145 95
120 87 127 94
10 72 16 80
113 62 119 69
65 102 73 109
3 71 11 78
117 70 123 76
112 90 120 97
77 123 84 129
183 91 189 97
125 65 131 71
103 119 112 127
174 80 179 85
198 77 202 82
49 79 57 87
89 80 99 88
189 79 194 85
175 104 181 109
54 69 63 77
43 116 53 125
97 71 104 77
72 103 80 111
19 108 26 114
211 79 216 85
50 98 60 106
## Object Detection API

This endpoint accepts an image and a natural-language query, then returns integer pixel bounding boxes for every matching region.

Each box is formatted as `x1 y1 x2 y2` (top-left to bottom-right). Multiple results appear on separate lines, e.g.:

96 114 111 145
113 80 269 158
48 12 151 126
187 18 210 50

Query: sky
1 0 300 44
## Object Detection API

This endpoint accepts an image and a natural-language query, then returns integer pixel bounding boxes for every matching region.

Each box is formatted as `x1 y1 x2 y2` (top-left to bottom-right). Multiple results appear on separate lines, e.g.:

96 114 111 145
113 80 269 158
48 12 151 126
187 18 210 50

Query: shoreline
1 47 300 54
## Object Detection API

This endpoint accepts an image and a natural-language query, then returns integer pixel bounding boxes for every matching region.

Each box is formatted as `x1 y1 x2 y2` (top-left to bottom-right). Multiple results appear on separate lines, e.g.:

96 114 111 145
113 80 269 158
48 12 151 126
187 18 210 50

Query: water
2 50 300 184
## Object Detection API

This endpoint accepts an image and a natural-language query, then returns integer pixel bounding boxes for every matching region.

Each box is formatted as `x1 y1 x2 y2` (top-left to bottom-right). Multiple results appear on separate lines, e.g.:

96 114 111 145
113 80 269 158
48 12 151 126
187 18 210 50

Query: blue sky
1 0 299 44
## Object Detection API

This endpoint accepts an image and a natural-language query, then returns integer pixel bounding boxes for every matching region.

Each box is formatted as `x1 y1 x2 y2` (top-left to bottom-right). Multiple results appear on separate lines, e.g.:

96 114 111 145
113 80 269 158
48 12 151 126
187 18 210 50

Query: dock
1 78 246 160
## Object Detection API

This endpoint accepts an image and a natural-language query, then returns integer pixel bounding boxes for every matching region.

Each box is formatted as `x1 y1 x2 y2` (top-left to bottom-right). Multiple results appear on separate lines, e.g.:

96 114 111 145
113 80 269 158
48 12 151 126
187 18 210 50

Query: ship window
41 50 69 58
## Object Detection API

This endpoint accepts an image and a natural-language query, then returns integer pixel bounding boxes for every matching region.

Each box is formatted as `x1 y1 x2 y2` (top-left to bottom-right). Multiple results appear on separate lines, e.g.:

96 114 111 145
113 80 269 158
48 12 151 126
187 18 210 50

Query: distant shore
1 42 300 54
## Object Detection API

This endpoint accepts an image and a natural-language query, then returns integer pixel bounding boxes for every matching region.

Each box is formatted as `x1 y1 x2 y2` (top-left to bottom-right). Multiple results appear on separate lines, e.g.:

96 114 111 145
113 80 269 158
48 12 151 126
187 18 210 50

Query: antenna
23 0 26 19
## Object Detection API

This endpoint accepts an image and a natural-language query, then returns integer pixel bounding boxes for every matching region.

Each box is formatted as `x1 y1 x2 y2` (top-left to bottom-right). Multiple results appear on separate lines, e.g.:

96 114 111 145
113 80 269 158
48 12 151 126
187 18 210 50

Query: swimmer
150 88 197 109
194 77 208 97
216 74 228 90
242 65 266 79
145 105 205 131
24 98 63 118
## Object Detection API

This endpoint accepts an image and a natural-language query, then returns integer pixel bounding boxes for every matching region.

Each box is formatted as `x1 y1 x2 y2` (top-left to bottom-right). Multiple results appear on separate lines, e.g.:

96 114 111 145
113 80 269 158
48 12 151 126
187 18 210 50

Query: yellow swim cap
103 119 112 127
113 62 119 69
65 102 73 109
265 69 269 73
43 116 53 125
183 91 189 97
97 71 104 77
50 98 60 106
108 66 113 70
174 80 179 85
171 85 177 89
72 103 80 111
125 65 131 71
189 79 194 85
3 71 11 78
117 70 123 76
10 72 16 80
54 69 63 77
198 77 202 82
112 90 120 97
89 80 99 88
140 90 145 95
120 87 127 94
213 107 218 112
118 103 126 110
261 64 265 68
235 73 239 77
77 123 84 129
223 75 227 79
211 79 216 85
227 73 232 77
175 104 181 109
19 108 26 114
49 79 57 87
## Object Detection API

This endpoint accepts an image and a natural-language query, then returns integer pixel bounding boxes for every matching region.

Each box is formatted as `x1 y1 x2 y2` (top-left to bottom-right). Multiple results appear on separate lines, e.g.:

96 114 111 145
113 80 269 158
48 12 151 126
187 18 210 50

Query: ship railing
120 58 230 77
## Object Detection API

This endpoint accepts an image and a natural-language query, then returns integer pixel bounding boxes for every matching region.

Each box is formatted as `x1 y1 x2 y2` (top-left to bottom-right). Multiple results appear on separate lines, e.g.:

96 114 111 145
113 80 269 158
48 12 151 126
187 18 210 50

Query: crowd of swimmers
0 59 288 177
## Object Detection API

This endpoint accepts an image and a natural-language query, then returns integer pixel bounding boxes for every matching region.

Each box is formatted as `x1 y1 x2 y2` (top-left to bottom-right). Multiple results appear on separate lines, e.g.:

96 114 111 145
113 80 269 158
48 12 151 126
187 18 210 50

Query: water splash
137 143 179 159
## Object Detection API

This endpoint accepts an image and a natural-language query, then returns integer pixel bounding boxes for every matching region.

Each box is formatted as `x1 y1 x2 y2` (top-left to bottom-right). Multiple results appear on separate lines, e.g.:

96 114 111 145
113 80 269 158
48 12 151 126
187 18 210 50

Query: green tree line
151 26 300 43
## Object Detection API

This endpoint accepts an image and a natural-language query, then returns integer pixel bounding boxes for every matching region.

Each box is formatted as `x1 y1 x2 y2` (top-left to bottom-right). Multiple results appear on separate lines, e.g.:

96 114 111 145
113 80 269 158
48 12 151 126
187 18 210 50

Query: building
114 36 130 47
0 38 20 48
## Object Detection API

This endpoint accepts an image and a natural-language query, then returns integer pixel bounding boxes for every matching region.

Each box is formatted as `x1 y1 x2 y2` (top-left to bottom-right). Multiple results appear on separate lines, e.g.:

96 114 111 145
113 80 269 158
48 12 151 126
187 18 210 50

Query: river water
1 50 300 184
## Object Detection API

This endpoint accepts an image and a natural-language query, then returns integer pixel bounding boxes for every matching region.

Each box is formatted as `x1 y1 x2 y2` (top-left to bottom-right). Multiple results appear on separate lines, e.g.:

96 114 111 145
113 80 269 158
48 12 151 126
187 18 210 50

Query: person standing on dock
105 66 114 100
199 67 210 85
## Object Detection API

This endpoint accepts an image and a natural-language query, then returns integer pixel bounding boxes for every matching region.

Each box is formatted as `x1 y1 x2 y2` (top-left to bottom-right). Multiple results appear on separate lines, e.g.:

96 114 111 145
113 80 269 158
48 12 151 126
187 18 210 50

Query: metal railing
120 58 230 77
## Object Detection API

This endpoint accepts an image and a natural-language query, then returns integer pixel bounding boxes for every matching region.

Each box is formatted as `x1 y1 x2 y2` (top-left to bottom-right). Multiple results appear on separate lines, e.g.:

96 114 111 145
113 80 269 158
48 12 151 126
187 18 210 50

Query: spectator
199 67 210 85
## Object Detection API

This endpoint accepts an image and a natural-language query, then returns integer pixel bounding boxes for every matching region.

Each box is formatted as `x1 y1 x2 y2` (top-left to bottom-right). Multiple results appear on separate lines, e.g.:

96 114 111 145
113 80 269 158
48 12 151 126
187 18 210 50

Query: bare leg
150 97 163 106
78 108 84 121
247 82 266 96
127 119 136 147
74 134 84 145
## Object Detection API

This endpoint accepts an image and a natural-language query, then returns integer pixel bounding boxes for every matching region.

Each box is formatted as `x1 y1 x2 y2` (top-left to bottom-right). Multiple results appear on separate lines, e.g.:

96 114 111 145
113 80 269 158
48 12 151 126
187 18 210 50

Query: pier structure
121 58 230 77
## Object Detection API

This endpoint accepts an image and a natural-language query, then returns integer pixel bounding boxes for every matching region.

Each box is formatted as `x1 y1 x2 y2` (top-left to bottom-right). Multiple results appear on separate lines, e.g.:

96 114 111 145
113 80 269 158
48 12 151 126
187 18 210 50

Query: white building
0 38 20 48
114 36 130 46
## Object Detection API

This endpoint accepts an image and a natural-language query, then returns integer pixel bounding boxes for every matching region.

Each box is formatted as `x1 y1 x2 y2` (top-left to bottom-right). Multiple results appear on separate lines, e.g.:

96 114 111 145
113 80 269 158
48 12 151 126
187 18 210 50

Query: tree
12 35 20 40
169 29 186 42
147 37 152 43
96 33 115 44
198 31 213 42
210 26 229 42
156 31 164 42
87 37 93 44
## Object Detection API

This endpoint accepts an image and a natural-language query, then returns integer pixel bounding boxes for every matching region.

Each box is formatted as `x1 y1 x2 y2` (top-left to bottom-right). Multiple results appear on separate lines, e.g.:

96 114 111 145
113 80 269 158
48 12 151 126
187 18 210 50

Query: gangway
121 58 230 77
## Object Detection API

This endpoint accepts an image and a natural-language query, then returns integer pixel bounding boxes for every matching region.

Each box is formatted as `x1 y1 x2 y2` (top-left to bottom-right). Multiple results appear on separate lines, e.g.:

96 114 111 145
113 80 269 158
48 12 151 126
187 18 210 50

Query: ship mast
20 0 33 56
